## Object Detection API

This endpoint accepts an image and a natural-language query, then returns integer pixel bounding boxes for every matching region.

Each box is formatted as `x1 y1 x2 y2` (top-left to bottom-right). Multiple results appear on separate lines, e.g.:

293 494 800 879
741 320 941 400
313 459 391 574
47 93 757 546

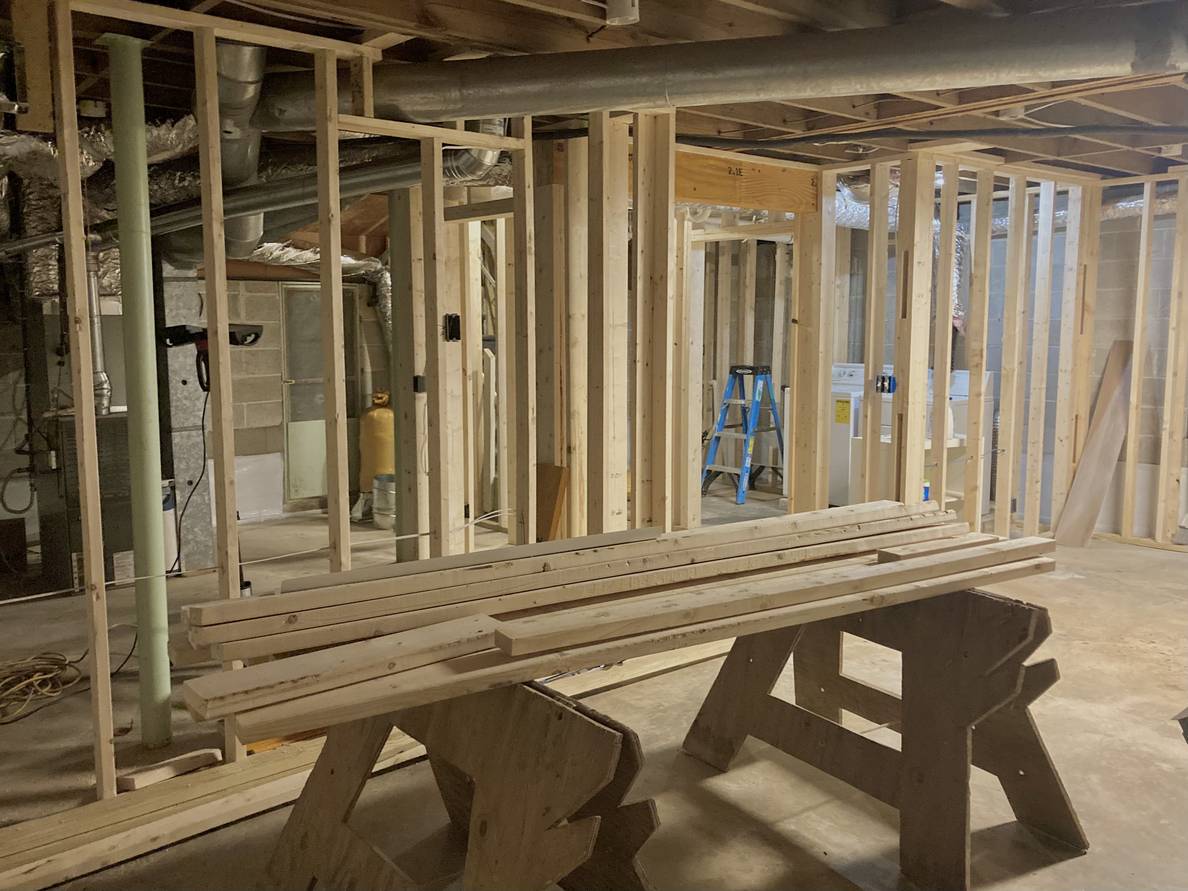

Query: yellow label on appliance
834 398 851 424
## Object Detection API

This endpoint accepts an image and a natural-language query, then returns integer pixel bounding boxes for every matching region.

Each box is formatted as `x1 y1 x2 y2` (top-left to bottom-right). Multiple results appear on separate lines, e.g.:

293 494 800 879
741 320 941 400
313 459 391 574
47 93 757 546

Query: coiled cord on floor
0 633 137 725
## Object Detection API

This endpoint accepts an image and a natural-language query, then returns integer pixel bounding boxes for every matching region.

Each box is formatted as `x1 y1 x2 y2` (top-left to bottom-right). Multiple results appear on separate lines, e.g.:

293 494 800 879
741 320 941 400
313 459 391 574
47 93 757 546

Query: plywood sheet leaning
1053 340 1135 546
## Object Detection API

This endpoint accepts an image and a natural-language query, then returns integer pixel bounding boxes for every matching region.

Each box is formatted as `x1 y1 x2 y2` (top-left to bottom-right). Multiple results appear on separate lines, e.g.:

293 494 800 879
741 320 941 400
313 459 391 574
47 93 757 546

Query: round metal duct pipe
255 2 1188 128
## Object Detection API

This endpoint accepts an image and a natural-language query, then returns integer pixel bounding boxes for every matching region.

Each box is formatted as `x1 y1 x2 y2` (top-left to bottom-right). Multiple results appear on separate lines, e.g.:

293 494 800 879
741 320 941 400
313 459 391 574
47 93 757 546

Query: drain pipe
97 33 171 749
85 252 112 416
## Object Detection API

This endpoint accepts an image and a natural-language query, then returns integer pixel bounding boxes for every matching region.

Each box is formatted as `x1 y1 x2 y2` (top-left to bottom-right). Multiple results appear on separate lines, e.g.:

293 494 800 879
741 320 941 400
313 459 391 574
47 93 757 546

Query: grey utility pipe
97 34 172 749
254 2 1188 127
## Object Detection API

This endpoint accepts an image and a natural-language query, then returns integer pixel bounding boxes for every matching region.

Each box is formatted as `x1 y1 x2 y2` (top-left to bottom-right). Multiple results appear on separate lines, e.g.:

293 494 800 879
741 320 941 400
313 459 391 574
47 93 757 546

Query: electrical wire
0 630 137 725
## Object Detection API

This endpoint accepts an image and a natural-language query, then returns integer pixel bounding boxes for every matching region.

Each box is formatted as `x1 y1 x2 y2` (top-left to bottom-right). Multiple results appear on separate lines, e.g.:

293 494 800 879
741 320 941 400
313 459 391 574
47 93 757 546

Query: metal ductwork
254 2 1188 128
160 41 266 266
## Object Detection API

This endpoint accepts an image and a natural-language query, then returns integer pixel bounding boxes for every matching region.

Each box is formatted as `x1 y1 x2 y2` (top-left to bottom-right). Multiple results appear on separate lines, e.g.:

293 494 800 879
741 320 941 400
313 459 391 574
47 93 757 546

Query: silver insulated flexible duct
254 2 1188 127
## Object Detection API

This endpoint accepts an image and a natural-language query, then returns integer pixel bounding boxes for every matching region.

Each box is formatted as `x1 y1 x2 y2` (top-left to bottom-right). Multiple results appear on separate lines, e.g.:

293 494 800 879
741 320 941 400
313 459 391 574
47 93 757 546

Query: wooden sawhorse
264 681 658 891
683 587 1089 891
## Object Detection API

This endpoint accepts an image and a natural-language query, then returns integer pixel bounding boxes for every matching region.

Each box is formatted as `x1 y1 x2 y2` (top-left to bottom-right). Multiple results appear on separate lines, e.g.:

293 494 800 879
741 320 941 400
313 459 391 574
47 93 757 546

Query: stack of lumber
181 501 1055 742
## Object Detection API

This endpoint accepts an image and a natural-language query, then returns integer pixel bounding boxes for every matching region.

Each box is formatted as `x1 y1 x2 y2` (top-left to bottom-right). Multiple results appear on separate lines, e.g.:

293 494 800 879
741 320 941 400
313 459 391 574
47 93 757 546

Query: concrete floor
3 493 1187 889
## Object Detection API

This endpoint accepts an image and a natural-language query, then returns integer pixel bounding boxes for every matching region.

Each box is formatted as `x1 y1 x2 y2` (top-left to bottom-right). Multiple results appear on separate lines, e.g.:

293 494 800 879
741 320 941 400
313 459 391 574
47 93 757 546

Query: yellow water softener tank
359 390 396 491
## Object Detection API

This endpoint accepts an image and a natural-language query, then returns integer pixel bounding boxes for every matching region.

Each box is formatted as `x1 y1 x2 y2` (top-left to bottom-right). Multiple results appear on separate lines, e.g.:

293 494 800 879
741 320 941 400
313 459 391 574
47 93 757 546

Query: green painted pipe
97 34 172 749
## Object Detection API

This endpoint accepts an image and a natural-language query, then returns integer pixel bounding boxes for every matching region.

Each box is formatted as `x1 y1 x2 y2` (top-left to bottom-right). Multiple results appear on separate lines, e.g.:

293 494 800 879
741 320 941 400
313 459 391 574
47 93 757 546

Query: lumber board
186 616 497 720
281 527 657 594
233 557 1054 742
1050 185 1085 527
1154 173 1188 542
861 162 891 501
0 643 719 891
673 148 817 214
1121 182 1157 538
994 177 1032 538
963 168 994 530
891 153 935 504
201 513 962 657
1053 340 1135 546
116 749 223 792
1023 181 1057 536
51 0 117 800
314 50 352 572
876 532 998 562
930 160 959 510
493 537 1055 656
202 502 926 624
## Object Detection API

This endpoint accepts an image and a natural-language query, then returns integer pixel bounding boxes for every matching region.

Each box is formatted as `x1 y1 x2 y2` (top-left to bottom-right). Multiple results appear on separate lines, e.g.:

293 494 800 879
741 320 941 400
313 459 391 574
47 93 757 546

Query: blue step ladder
702 364 786 504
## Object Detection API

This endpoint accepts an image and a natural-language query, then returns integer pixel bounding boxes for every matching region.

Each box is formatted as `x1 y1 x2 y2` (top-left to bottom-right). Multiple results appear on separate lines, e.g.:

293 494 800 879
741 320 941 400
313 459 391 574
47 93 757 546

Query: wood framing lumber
421 137 467 555
338 114 524 151
492 537 1055 656
388 186 430 562
565 136 590 538
282 527 656 593
314 50 352 572
1071 185 1103 468
196 511 958 651
630 110 676 531
673 148 817 214
930 161 959 510
994 176 1031 538
876 532 998 563
1022 181 1057 536
206 519 965 660
861 162 891 501
0 732 420 891
1154 174 1188 543
233 557 1054 742
891 153 935 505
1053 340 1135 546
1121 181 1157 539
186 616 497 719
792 171 835 512
0 644 717 891
13 0 53 132
536 463 568 542
587 111 631 535
1050 185 1086 528
116 748 223 792
964 168 994 530
193 501 931 624
51 0 117 800
194 28 242 601
510 116 538 544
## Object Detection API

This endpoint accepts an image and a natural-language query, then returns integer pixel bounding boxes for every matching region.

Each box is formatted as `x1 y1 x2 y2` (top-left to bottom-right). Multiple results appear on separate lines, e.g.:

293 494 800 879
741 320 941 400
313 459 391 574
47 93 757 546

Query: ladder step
706 463 742 474
715 431 746 439
723 398 748 405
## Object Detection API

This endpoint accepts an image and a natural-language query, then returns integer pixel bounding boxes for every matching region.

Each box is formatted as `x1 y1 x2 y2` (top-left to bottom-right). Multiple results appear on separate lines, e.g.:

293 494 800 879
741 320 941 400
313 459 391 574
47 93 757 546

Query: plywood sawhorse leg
264 682 657 891
682 588 1088 891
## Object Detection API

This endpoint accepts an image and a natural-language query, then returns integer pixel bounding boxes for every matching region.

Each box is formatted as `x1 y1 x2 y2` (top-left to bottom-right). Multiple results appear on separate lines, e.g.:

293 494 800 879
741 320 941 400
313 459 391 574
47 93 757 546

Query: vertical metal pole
97 33 171 748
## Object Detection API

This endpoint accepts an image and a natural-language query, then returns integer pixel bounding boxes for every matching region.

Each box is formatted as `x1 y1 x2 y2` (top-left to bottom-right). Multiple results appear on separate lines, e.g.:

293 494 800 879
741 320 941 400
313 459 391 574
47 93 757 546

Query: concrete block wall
224 279 284 457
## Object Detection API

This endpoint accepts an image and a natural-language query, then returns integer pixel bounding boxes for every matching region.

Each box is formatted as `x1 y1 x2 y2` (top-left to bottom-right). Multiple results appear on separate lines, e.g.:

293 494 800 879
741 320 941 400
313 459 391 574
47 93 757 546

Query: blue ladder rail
702 364 786 505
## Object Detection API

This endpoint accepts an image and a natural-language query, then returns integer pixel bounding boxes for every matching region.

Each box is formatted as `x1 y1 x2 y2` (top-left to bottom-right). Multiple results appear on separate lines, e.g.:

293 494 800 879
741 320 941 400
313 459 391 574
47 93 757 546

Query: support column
98 33 170 749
